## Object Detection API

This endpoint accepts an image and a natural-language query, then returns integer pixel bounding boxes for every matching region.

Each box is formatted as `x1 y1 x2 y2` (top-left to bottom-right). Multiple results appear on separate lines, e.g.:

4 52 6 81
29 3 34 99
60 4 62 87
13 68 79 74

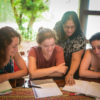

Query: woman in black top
54 11 86 85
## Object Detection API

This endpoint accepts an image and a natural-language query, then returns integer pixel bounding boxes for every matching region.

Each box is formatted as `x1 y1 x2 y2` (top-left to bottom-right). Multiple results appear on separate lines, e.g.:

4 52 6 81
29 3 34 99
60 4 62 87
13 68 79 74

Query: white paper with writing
31 79 62 98
63 79 100 98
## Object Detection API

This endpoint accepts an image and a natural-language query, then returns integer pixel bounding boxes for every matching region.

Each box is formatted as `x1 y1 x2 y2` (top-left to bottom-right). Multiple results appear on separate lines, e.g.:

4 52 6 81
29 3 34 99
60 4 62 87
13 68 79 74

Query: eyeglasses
63 25 75 30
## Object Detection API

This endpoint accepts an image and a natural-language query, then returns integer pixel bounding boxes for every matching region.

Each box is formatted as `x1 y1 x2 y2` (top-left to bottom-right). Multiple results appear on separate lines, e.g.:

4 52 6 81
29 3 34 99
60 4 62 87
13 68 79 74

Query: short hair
89 32 100 43
0 26 21 68
36 27 57 44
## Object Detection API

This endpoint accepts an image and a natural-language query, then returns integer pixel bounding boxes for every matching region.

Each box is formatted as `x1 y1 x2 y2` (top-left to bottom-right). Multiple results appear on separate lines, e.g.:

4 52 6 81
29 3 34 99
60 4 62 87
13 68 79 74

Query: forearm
68 59 80 75
0 73 9 83
80 70 100 78
68 49 84 76
12 69 28 78
48 72 64 77
30 66 58 79
0 69 27 83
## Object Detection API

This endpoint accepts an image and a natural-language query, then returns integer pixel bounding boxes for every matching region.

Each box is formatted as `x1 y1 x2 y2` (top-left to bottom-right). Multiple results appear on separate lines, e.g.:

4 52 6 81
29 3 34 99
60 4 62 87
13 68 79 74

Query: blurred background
0 0 100 54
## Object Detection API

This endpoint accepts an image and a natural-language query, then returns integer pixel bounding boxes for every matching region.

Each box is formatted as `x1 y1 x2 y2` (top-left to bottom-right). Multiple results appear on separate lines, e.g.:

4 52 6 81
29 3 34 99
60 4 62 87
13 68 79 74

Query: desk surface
0 88 94 100
0 78 98 100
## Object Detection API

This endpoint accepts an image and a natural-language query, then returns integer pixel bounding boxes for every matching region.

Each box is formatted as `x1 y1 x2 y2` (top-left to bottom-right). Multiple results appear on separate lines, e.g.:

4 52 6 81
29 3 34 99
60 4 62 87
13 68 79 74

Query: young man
79 32 100 78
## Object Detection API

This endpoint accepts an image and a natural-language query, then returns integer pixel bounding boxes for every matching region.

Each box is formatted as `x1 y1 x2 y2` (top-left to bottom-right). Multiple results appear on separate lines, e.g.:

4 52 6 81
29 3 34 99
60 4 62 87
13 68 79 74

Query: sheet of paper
86 82 100 97
0 90 12 95
63 80 88 94
0 81 12 95
63 79 100 98
31 79 62 98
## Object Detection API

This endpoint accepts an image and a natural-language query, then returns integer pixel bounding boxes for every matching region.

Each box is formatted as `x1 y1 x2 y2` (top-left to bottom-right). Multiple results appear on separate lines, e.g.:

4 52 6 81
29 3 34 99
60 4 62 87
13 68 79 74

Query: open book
0 81 12 95
31 79 62 98
63 79 100 98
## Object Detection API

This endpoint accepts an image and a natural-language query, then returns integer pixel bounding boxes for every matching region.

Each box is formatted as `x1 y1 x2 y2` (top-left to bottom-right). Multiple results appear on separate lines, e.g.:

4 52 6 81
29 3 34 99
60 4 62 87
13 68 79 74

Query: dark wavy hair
54 11 82 42
36 27 57 44
0 26 21 68
89 32 100 44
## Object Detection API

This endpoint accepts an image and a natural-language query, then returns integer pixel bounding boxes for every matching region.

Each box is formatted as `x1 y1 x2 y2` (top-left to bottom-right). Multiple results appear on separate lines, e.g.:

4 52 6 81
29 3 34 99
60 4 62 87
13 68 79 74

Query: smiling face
40 37 55 57
91 40 100 58
63 19 76 37
7 37 19 57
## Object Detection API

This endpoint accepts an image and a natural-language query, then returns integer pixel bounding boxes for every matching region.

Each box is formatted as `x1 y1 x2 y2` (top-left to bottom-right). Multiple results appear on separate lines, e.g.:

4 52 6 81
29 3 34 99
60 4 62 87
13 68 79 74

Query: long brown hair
0 26 21 68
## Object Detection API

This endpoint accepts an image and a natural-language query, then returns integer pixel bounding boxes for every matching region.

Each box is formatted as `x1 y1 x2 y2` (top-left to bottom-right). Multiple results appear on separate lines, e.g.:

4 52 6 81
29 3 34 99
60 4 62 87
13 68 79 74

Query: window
86 15 100 39
86 0 100 39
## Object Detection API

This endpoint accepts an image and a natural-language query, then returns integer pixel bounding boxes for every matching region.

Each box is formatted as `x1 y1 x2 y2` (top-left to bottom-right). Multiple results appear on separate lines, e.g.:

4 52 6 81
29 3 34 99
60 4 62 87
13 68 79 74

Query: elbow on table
29 71 38 79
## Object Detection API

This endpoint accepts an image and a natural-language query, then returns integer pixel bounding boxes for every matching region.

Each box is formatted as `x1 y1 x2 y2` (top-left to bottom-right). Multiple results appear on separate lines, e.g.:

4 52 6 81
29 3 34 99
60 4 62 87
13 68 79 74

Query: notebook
31 79 62 98
0 81 12 95
63 79 100 98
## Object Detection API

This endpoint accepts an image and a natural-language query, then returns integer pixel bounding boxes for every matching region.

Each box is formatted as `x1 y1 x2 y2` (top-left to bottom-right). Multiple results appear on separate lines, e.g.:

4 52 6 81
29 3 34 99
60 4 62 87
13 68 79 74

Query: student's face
63 19 76 37
7 37 19 57
91 40 100 58
40 38 55 57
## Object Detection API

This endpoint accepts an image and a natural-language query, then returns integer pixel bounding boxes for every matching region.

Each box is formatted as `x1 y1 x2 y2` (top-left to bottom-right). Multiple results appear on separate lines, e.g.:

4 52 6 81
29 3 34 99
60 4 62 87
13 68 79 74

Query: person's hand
65 73 75 85
56 63 68 75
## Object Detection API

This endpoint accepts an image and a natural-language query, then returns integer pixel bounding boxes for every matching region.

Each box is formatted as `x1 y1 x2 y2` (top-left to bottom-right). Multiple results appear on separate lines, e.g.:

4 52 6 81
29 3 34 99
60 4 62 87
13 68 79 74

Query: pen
28 84 42 88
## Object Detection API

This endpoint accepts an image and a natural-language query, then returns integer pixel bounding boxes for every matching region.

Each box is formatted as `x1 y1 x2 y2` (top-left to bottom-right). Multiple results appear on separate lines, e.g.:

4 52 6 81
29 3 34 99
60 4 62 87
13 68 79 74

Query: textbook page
63 80 89 94
31 79 62 98
0 81 12 95
86 82 100 97
63 79 100 98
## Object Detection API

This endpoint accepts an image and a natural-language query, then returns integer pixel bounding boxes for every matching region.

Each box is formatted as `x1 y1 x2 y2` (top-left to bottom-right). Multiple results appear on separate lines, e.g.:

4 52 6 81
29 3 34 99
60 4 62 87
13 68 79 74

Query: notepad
31 79 62 98
0 81 12 95
63 79 100 98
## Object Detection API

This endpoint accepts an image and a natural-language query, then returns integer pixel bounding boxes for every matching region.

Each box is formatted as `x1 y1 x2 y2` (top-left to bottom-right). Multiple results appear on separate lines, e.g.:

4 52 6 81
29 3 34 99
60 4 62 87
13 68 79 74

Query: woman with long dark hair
54 11 86 85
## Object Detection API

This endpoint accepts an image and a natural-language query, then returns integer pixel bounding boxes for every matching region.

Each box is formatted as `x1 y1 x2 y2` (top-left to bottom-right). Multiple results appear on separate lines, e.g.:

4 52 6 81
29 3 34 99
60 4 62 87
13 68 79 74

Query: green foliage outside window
0 0 48 41
10 0 48 40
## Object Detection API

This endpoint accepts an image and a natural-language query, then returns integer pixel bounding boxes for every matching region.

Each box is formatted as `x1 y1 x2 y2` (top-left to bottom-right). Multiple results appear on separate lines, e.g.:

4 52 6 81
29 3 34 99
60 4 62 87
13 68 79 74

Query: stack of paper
31 79 62 98
63 79 100 98
0 81 12 95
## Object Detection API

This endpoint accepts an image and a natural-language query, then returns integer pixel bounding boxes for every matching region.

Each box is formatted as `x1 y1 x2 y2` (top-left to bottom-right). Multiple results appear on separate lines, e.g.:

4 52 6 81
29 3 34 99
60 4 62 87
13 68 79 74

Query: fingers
65 75 75 85
56 64 68 74
60 66 68 74
58 63 68 72
66 79 75 85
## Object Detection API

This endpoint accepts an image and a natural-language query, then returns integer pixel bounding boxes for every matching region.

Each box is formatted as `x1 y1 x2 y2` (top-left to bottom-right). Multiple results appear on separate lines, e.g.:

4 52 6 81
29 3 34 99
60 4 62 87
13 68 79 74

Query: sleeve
28 47 36 58
72 35 86 53
55 46 65 65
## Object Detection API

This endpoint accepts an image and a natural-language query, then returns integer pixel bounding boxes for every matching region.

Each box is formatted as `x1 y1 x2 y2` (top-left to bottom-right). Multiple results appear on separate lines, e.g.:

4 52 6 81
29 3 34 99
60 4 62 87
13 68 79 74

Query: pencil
28 84 42 88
